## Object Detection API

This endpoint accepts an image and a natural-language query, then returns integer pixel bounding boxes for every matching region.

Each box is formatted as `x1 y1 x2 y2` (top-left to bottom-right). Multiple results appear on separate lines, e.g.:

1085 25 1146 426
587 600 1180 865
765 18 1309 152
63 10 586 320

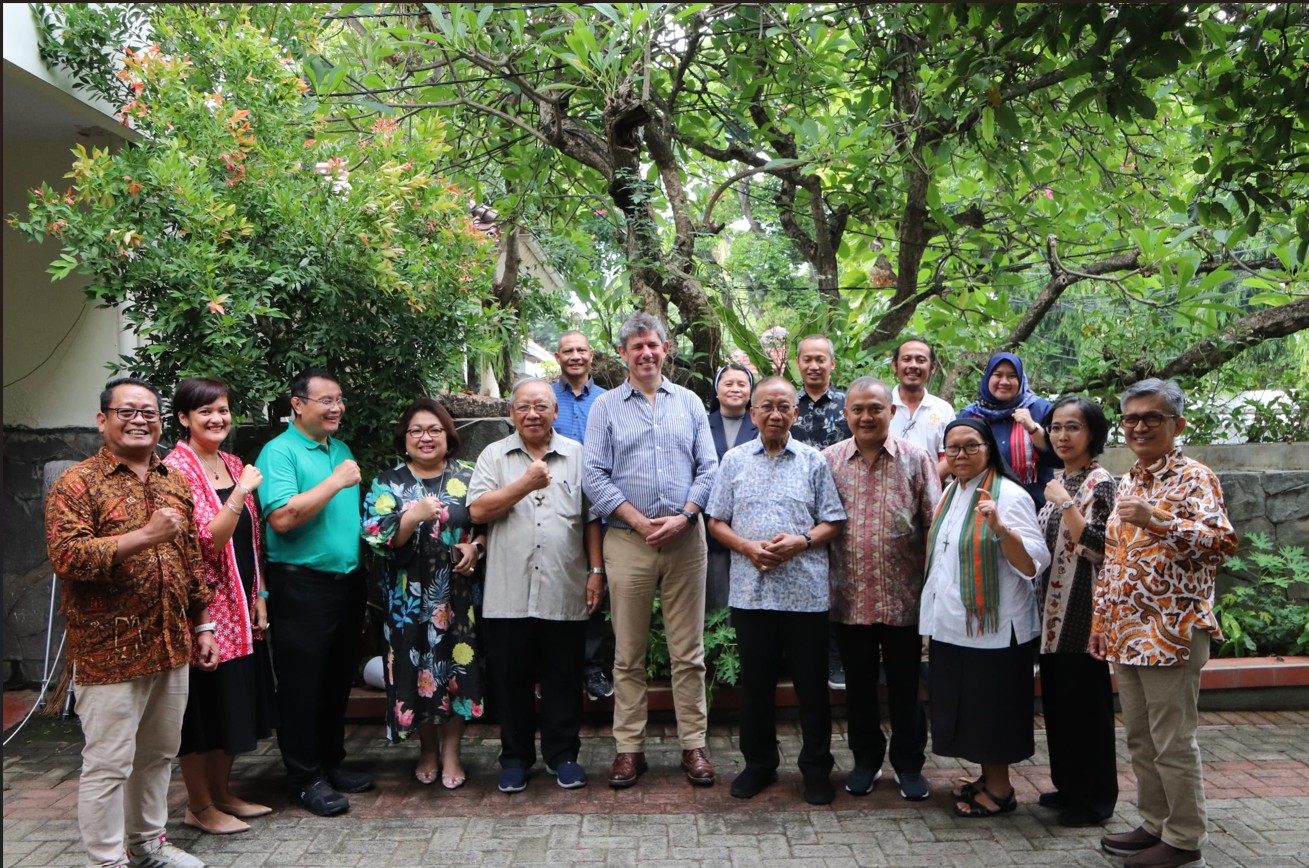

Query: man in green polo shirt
256 367 372 816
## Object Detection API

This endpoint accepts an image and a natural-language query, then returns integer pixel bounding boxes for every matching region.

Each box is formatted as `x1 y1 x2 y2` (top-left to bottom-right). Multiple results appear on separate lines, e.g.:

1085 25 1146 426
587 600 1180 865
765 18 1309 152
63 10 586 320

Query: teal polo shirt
255 422 362 574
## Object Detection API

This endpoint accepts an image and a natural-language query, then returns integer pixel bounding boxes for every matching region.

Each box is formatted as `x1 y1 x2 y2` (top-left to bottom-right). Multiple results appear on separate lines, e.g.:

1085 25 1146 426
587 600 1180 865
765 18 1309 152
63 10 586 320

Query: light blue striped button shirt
582 377 718 528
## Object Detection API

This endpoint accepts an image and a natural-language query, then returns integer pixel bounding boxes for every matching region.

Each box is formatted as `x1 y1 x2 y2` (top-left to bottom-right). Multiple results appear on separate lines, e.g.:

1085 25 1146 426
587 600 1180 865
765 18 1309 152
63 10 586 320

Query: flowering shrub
10 4 497 473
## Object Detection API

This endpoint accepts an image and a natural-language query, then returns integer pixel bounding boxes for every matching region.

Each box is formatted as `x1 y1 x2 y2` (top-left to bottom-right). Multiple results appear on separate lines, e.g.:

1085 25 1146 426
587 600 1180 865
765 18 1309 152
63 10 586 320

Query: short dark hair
795 334 835 360
171 377 231 437
393 398 461 459
847 376 892 403
290 367 340 399
893 337 936 367
100 377 161 412
1042 395 1110 458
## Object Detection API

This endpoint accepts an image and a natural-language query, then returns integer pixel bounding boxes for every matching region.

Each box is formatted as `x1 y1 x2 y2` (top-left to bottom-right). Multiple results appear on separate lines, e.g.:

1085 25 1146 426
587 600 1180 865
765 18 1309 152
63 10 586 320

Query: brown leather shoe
680 747 715 786
1123 842 1206 868
608 752 648 788
1102 826 1162 856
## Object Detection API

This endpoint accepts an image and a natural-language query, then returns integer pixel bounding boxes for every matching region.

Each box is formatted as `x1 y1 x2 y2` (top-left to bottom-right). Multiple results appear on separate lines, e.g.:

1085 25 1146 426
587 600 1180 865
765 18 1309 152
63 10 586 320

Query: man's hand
142 508 186 545
762 532 806 564
522 459 552 491
741 539 784 572
644 514 689 548
1088 631 1109 661
237 463 263 492
330 459 362 490
194 631 219 671
1116 495 1156 529
585 573 604 614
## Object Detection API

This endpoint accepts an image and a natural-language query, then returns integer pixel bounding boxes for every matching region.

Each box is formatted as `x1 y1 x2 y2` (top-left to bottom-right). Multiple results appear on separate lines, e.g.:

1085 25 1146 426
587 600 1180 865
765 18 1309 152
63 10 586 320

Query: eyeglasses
406 426 444 439
105 407 162 422
943 442 987 456
295 395 346 407
1121 413 1176 429
511 402 553 414
755 403 794 415
1047 423 1084 434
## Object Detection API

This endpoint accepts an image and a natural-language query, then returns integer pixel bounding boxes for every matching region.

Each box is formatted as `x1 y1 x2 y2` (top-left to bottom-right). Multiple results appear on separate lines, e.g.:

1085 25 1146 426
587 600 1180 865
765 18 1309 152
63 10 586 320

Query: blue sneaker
548 761 588 789
497 767 527 793
845 766 883 795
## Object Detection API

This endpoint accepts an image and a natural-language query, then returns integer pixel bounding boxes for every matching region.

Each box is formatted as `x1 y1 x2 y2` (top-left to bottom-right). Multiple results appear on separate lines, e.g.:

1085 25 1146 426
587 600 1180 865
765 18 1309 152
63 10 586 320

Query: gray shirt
467 431 595 621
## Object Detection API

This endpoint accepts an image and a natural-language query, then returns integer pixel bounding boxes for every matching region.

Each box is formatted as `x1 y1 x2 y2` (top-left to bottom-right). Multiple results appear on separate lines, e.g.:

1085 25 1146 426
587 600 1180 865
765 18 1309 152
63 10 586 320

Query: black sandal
953 787 1017 818
951 775 986 800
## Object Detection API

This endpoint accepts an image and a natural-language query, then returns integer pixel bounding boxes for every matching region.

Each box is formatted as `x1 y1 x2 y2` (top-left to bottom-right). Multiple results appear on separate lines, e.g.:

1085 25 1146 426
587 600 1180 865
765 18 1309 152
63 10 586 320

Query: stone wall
5 432 1307 686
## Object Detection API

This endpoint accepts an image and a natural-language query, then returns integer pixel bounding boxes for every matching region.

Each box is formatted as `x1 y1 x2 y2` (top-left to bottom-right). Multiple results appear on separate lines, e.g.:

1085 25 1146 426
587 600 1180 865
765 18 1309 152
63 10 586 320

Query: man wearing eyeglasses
1091 378 1238 868
468 378 604 793
706 377 847 805
46 377 217 868
255 367 371 816
888 338 954 481
582 311 719 789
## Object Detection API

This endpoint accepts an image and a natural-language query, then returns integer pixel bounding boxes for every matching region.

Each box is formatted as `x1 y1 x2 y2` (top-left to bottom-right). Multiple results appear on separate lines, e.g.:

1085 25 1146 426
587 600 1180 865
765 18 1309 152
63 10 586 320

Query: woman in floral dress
362 398 486 789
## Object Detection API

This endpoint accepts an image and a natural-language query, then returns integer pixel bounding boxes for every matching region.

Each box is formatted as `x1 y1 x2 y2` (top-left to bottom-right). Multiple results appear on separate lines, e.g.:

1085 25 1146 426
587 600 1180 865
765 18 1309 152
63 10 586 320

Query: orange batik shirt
1092 447 1239 667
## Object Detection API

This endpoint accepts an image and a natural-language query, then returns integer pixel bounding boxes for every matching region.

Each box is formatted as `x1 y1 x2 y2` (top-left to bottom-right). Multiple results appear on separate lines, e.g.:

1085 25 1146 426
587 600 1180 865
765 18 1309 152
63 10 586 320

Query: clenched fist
522 459 551 491
143 507 185 544
331 459 361 490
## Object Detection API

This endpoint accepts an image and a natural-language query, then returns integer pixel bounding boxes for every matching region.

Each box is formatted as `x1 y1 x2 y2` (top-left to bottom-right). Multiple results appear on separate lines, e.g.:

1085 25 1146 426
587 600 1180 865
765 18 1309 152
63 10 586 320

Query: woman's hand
252 596 269 636
1045 479 1071 507
451 541 478 575
974 488 1006 535
238 463 263 492
412 495 443 523
1012 407 1037 433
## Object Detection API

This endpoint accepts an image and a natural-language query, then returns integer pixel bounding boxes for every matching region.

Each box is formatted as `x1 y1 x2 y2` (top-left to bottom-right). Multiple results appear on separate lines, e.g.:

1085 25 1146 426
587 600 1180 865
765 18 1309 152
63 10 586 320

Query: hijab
961 352 1042 484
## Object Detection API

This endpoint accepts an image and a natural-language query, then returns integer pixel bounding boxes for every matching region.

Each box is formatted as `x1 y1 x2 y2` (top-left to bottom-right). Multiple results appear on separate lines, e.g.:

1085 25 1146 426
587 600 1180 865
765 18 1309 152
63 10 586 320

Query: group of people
46 311 1237 868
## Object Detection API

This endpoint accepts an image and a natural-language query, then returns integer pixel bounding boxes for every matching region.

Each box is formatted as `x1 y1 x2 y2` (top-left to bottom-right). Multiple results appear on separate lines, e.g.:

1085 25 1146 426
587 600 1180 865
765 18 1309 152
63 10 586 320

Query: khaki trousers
1115 635 1211 850
74 664 188 867
605 525 708 752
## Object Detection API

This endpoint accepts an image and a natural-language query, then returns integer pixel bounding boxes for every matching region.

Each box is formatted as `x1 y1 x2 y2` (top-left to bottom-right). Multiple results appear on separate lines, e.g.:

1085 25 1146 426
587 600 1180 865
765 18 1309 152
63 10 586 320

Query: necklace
195 447 225 481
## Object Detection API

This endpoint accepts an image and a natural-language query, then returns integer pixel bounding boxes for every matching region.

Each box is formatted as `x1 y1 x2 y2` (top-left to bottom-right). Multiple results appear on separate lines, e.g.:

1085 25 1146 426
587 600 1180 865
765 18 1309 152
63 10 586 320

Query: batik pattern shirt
1092 448 1238 667
793 386 851 449
823 436 941 626
1037 464 1115 654
45 447 212 685
705 437 846 613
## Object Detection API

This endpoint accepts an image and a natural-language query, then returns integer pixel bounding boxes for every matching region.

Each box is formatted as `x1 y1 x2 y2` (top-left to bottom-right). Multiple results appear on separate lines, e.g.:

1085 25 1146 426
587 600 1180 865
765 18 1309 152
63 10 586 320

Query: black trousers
836 622 927 774
582 601 610 678
483 617 586 770
732 608 833 778
265 563 366 787
1040 652 1119 817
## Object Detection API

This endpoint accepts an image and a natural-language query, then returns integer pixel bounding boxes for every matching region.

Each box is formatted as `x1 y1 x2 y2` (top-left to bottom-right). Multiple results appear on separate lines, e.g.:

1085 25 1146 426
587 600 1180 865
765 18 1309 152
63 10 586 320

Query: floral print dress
362 461 484 740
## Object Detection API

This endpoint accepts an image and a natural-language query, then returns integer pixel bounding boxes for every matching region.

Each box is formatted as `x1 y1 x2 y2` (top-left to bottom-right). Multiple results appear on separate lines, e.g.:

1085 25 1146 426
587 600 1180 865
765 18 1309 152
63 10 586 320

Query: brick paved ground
5 710 1308 867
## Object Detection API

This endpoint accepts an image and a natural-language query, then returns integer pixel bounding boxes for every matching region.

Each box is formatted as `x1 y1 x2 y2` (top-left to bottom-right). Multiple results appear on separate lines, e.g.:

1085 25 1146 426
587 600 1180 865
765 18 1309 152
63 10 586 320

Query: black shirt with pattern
793 386 851 450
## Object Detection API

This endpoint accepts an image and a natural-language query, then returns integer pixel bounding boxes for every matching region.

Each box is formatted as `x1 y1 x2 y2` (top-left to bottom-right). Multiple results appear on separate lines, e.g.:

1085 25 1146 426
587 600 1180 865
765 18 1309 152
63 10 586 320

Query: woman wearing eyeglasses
361 398 487 790
959 352 1060 507
1034 396 1118 827
920 418 1050 818
163 377 274 834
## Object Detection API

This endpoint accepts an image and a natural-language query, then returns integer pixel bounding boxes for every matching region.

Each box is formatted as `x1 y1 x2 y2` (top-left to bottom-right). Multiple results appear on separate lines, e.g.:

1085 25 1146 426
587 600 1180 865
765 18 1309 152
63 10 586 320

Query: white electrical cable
3 631 67 747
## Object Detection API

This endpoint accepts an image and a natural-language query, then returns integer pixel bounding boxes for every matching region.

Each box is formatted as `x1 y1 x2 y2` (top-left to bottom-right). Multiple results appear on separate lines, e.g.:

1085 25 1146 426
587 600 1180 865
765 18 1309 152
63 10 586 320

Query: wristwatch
472 541 486 558
588 567 607 576
802 530 813 548
679 509 699 526
1059 499 1075 511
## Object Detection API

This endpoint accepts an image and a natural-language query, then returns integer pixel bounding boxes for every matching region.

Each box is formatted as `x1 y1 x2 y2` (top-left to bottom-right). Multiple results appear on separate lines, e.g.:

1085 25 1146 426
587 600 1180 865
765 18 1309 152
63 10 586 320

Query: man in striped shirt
582 311 719 789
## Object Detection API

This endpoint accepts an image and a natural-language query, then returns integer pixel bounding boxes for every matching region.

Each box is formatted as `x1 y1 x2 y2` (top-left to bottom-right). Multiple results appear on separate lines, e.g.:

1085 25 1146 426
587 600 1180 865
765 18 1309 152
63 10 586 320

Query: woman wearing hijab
919 418 1050 819
959 352 1060 507
705 363 759 610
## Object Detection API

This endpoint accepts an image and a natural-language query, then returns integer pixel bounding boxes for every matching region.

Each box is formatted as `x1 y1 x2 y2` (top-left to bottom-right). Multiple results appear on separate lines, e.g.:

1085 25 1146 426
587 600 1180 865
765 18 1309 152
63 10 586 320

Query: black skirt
928 637 1036 765
178 640 275 756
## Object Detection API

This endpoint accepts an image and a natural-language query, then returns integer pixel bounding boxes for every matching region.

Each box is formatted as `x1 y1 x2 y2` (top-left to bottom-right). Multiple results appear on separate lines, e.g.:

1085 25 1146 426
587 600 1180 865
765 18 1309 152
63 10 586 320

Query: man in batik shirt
1092 378 1238 868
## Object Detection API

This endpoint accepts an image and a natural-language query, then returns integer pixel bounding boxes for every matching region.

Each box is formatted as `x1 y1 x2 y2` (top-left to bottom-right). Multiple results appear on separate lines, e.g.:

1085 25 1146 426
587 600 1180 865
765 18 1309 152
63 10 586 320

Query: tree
11 4 497 473
321 3 1306 406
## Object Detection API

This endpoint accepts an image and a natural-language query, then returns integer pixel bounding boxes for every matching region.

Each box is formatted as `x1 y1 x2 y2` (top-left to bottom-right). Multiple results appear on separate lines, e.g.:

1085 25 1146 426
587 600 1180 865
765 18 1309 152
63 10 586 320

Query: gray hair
510 377 557 405
847 376 892 402
1121 378 1186 416
616 311 667 349
753 375 797 399
796 334 836 360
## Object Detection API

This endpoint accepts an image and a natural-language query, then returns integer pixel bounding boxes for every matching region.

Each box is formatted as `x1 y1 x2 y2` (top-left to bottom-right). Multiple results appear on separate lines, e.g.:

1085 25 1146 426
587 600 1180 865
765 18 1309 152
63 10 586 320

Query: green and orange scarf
925 469 1004 637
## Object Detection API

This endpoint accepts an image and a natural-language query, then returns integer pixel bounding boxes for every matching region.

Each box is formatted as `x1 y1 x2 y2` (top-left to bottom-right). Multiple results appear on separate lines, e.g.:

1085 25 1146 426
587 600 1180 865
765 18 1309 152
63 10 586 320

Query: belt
269 563 355 581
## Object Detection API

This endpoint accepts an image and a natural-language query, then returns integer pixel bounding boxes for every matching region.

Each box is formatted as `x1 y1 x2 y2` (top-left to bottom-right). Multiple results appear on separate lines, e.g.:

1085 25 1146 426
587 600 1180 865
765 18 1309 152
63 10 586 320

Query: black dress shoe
729 766 778 799
1038 790 1065 809
293 779 349 816
803 774 836 805
1058 807 1112 828
327 767 375 793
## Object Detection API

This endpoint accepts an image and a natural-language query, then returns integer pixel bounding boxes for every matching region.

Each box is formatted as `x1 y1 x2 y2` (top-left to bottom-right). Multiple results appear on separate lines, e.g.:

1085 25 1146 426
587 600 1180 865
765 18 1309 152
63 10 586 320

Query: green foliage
1215 533 1309 657
11 4 497 475
644 600 739 704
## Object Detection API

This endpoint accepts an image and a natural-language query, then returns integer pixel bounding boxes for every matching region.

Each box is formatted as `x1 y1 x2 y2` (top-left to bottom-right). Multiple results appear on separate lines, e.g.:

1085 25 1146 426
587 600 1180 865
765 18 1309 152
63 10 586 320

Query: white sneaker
127 835 205 868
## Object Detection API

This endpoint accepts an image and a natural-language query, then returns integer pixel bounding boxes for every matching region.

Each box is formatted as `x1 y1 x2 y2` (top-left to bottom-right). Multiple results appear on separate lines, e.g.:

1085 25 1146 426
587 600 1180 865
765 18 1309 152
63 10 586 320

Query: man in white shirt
889 338 955 480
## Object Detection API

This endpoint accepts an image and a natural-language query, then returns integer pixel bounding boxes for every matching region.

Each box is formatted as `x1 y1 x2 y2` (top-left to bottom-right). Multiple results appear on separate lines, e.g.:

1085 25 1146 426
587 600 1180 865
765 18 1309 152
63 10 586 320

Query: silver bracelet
225 499 243 515
193 621 216 635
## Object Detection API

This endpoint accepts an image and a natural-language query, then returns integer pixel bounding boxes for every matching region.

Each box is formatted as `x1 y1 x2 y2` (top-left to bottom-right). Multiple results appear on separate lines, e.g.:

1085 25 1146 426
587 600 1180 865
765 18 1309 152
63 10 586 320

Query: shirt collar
746 434 799 457
554 378 592 399
839 435 899 463
891 385 934 408
287 420 335 451
504 428 561 457
1129 446 1185 481
94 445 167 477
800 386 839 406
620 376 671 399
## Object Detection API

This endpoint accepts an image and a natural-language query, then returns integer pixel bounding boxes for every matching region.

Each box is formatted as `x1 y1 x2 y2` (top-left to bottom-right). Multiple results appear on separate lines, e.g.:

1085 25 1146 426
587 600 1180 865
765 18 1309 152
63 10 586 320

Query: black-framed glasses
943 442 987 456
295 395 346 407
106 407 162 422
406 426 445 439
1121 413 1176 429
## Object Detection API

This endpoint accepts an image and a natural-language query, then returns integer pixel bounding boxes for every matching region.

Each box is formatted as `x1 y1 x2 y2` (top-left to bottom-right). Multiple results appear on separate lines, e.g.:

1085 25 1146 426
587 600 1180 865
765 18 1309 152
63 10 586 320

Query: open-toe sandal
441 771 466 790
951 775 986 800
415 761 439 786
953 787 1017 818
